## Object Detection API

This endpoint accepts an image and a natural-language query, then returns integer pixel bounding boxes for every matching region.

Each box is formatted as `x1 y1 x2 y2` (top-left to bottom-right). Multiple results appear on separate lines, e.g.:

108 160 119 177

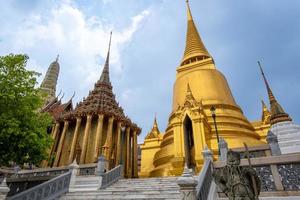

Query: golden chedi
140 1 265 177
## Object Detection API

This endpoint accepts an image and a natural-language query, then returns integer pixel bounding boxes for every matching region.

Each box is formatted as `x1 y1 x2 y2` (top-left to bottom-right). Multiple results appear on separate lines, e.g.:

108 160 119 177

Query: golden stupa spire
181 0 211 66
152 116 159 133
145 116 160 139
258 61 292 125
100 31 112 84
261 99 271 124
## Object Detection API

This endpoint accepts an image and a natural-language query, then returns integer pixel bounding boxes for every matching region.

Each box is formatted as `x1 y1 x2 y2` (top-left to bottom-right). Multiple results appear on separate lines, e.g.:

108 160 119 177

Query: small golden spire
181 0 211 66
261 99 271 124
145 116 160 139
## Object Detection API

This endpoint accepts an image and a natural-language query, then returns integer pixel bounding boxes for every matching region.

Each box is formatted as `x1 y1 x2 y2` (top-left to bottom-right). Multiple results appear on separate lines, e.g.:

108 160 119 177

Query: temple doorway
183 116 195 170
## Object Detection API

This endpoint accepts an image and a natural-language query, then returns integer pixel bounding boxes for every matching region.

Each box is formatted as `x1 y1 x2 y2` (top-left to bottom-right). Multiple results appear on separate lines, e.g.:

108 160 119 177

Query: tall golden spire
181 0 211 66
100 31 112 84
258 61 292 125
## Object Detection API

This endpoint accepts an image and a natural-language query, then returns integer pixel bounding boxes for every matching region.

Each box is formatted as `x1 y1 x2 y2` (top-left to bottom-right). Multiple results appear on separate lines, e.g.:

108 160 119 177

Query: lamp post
210 106 220 155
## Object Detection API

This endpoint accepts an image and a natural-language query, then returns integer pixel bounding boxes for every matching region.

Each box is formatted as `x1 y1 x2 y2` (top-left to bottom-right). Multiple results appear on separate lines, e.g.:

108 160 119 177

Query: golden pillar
125 127 131 178
115 122 122 165
80 114 92 164
103 117 114 162
192 119 204 160
94 114 104 161
53 120 69 167
68 117 82 164
41 123 57 167
132 130 138 178
51 122 61 142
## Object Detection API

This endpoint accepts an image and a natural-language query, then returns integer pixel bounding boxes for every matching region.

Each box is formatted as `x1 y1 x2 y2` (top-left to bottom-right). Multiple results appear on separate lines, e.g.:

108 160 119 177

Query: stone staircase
59 177 181 200
69 176 102 192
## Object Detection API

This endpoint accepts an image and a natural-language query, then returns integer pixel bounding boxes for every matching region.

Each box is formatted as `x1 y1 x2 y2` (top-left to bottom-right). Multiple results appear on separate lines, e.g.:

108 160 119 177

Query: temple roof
258 61 292 125
42 95 73 120
181 0 211 66
70 33 139 129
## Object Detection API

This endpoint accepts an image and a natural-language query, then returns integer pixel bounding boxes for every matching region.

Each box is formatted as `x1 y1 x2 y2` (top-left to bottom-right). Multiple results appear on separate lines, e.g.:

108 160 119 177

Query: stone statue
213 150 260 200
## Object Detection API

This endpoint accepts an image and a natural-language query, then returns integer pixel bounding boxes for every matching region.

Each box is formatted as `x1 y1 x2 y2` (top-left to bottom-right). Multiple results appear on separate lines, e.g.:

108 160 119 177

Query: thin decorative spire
258 61 291 125
181 0 211 66
258 61 276 104
100 31 112 84
56 54 59 62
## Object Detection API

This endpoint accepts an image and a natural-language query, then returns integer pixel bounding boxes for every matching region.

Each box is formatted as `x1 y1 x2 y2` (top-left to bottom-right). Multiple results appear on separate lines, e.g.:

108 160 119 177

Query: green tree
0 54 52 166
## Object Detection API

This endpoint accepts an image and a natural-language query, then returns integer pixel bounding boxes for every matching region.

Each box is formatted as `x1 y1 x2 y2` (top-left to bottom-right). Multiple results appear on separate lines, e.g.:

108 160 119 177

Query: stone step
61 194 180 200
59 176 182 199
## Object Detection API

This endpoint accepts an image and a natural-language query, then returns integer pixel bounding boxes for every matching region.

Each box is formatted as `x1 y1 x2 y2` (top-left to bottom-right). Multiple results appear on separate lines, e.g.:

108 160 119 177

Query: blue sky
1 0 300 143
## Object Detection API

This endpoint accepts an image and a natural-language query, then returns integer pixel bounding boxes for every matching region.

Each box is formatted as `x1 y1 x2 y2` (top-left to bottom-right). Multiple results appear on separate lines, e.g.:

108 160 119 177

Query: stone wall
214 153 300 195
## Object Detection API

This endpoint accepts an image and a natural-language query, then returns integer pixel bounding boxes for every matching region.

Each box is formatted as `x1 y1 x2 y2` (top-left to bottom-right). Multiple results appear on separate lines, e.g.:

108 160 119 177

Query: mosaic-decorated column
53 120 69 167
115 122 122 165
80 114 92 164
103 117 114 164
94 114 104 161
126 127 131 178
133 130 138 178
68 117 82 164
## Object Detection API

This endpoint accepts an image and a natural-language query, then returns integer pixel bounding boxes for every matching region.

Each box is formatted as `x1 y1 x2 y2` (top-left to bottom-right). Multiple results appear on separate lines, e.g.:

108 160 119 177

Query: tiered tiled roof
42 96 73 120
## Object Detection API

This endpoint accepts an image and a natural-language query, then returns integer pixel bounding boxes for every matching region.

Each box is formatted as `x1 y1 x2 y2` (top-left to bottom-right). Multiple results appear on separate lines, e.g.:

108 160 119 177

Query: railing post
266 131 281 156
0 177 10 199
177 165 198 200
68 160 79 191
219 137 228 161
95 155 106 176
202 146 213 162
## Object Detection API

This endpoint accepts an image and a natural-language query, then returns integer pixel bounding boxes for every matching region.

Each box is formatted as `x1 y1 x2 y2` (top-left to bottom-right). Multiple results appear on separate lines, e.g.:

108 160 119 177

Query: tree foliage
0 54 52 166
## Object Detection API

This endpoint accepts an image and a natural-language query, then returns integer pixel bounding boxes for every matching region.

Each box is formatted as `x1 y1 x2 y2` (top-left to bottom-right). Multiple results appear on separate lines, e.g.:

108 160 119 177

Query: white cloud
1 0 150 101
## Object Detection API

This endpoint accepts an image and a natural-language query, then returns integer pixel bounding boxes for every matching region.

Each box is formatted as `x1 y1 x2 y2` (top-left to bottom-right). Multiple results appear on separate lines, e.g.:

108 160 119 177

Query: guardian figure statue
213 150 260 200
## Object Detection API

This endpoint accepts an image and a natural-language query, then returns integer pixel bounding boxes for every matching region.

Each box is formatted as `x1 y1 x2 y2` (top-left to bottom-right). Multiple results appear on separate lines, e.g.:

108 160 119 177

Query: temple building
140 1 266 177
258 62 300 154
42 33 141 178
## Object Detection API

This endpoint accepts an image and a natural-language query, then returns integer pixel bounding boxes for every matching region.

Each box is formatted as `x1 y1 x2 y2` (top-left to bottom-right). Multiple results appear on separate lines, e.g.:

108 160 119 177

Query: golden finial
56 54 59 62
181 0 211 66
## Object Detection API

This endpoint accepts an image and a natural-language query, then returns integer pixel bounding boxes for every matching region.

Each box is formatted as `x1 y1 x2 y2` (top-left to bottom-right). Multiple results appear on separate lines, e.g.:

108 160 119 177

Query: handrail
78 164 97 176
7 171 71 200
196 160 213 200
100 165 123 189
